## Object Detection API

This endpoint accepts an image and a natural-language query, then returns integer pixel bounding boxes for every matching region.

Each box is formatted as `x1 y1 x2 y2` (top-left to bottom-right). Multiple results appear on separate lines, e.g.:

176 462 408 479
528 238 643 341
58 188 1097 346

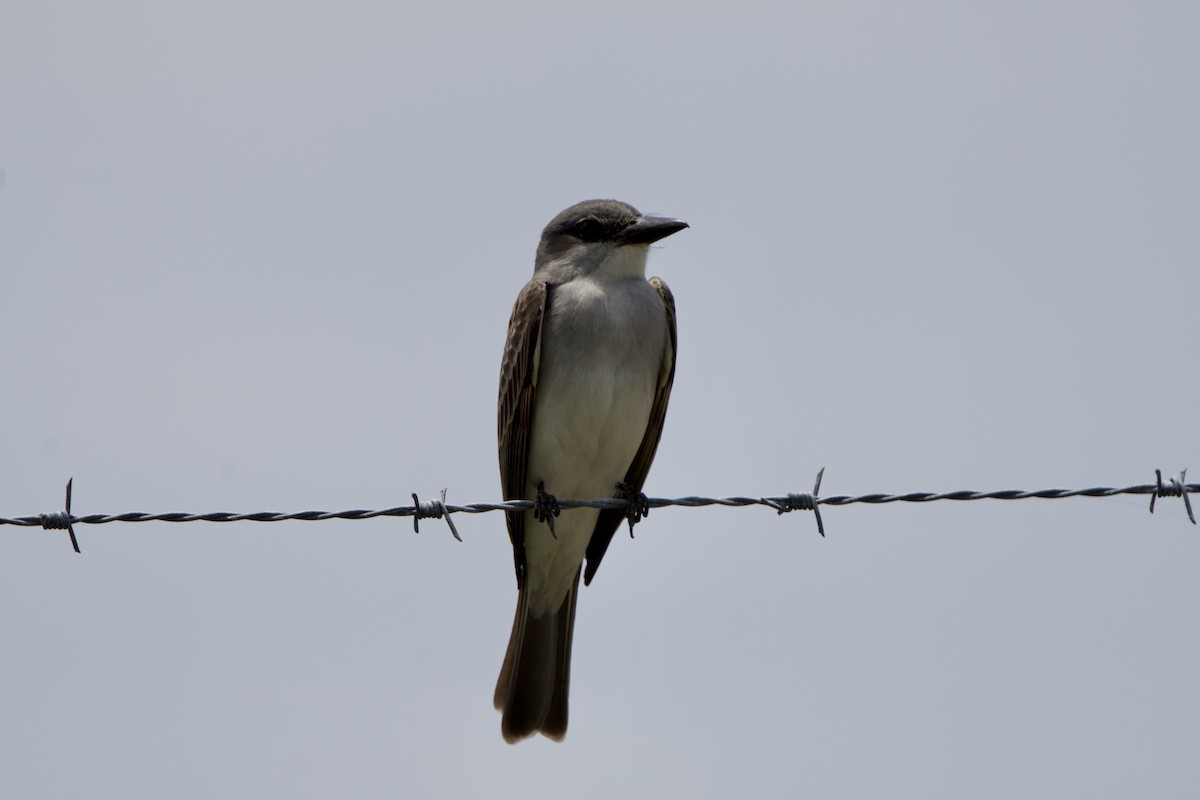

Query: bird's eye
574 218 603 240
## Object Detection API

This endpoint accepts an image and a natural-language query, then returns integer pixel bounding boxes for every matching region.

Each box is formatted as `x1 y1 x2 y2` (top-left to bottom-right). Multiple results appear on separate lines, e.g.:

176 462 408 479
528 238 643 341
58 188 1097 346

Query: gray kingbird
494 199 686 743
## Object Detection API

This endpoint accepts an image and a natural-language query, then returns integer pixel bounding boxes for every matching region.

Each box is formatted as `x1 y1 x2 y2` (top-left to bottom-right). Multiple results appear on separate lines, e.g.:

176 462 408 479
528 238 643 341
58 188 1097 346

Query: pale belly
521 278 665 615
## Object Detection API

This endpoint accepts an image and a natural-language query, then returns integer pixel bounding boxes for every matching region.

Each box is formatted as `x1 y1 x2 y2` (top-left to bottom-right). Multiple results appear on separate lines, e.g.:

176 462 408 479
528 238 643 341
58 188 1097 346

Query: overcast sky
3 2 1198 798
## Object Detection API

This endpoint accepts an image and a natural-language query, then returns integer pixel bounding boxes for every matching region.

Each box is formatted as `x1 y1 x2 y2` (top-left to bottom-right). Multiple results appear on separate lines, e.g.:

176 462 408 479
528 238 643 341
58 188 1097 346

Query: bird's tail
494 570 580 743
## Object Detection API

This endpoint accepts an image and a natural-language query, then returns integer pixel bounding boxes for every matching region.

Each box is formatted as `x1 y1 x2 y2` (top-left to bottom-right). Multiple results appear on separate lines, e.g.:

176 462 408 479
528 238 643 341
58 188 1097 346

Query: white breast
521 272 668 614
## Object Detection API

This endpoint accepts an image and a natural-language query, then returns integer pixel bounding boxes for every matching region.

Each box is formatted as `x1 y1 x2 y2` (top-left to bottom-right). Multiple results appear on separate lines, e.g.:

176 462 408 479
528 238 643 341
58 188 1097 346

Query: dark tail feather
494 570 580 743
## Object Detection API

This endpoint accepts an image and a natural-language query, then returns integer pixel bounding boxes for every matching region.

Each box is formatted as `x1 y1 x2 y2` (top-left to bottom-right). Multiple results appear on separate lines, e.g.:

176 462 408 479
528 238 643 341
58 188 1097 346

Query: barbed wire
1 468 1194 554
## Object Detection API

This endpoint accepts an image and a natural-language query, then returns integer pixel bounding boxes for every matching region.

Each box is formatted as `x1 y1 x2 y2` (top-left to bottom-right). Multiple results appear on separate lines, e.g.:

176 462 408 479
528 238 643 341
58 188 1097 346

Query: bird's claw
618 481 649 538
535 481 561 539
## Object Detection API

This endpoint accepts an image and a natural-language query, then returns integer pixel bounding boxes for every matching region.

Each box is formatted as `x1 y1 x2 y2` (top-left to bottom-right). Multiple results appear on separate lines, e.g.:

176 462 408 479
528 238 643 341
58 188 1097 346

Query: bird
494 198 687 743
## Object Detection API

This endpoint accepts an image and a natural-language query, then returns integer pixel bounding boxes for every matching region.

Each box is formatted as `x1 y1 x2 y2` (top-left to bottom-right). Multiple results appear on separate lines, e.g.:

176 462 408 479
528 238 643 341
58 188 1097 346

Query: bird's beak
617 215 689 245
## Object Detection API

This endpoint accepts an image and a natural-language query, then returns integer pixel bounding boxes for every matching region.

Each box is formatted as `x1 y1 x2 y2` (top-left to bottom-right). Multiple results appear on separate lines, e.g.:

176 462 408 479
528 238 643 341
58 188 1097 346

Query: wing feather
497 280 550 587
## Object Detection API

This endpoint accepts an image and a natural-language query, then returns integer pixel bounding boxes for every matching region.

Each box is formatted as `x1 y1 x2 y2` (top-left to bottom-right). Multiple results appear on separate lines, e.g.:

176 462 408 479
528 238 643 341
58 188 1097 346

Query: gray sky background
3 2 1198 797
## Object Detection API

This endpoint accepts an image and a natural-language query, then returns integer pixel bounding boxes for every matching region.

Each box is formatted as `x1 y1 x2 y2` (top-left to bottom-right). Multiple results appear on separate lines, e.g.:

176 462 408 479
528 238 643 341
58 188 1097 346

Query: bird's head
534 199 687 281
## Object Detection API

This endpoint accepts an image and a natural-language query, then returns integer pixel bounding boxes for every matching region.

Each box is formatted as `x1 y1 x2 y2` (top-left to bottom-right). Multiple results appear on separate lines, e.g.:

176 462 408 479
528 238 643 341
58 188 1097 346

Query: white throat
595 243 650 281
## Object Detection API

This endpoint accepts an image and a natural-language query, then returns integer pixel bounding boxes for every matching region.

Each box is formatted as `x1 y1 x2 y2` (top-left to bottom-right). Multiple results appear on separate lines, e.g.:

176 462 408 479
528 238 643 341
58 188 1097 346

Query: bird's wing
584 276 677 585
498 279 550 588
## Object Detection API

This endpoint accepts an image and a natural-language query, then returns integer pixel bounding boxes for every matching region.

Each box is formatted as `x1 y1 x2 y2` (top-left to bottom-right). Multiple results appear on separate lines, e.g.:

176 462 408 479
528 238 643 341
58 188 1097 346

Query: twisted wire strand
2 478 1195 530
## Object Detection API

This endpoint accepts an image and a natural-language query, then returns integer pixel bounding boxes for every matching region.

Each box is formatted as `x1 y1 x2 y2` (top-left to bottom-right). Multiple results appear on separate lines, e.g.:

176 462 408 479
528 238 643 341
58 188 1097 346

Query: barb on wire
1151 469 1195 524
2 468 1196 552
37 478 79 553
412 489 462 542
763 467 825 536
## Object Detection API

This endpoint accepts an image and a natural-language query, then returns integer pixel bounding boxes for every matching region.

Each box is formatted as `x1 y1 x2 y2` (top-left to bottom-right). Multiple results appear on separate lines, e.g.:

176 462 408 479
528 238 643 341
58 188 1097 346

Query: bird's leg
534 481 561 539
617 481 649 538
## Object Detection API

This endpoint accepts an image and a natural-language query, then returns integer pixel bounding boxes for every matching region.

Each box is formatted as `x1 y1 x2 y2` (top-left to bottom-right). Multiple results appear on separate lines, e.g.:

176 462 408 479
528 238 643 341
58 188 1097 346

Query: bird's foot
617 481 649 538
534 481 561 539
